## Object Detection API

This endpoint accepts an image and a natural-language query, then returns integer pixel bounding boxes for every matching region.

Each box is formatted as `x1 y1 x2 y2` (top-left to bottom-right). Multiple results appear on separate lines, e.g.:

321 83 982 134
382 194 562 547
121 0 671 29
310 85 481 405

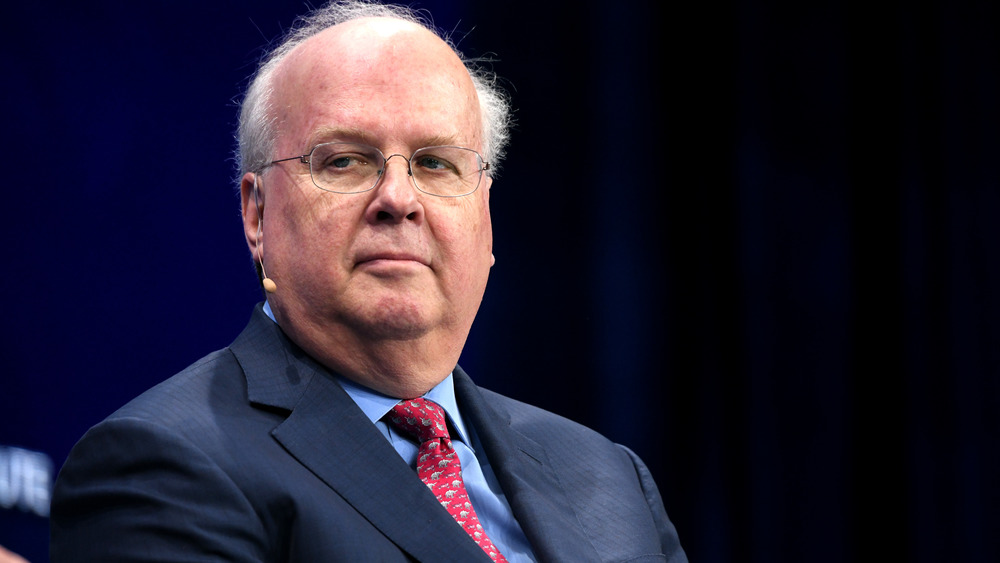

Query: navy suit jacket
51 305 687 562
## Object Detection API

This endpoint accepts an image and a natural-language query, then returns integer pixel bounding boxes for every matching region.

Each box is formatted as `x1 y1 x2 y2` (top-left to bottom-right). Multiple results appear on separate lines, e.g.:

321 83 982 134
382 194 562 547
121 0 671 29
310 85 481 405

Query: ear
482 175 495 267
240 172 263 262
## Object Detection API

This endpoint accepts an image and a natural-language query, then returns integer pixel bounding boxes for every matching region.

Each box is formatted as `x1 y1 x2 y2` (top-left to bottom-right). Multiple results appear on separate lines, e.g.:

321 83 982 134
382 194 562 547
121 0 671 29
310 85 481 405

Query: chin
352 298 437 341
359 318 431 341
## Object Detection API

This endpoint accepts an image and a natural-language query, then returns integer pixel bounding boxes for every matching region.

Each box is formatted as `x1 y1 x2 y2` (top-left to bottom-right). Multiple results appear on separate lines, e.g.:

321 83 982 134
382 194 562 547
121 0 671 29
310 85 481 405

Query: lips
354 251 429 268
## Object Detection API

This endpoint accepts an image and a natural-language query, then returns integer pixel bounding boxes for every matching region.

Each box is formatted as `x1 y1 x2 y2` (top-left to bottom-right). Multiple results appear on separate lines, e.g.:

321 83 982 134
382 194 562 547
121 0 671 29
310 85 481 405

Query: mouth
354 251 429 273
357 251 426 264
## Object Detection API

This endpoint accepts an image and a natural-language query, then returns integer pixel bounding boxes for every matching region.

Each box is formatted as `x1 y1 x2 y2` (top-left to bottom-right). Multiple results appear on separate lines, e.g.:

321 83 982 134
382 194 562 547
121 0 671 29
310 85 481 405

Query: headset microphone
261 274 277 294
254 174 277 294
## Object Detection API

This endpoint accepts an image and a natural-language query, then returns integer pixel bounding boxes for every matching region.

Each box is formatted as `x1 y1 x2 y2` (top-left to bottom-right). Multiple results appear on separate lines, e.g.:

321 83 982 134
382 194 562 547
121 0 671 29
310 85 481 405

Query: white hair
236 0 511 180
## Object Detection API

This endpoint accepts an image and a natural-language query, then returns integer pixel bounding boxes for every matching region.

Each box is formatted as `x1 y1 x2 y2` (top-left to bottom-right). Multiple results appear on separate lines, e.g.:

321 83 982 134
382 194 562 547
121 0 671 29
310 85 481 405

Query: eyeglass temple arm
270 154 310 165
257 154 310 172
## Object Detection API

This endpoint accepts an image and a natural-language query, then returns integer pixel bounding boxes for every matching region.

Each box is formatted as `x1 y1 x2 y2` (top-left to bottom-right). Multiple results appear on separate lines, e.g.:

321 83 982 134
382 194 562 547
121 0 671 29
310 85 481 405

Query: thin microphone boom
254 174 277 294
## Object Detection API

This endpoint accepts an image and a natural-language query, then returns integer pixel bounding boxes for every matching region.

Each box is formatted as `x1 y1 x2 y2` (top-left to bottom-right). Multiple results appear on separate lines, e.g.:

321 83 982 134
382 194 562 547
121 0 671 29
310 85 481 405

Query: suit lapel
453 368 602 562
229 306 492 563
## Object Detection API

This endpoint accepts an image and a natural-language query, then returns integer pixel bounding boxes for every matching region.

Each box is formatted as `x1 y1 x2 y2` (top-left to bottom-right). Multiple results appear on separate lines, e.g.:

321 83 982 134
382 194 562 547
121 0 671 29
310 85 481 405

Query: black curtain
468 1 1000 561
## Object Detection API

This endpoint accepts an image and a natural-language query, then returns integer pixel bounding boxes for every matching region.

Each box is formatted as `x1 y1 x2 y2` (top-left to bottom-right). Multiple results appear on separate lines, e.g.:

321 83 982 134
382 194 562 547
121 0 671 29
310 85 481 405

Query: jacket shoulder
106 347 245 428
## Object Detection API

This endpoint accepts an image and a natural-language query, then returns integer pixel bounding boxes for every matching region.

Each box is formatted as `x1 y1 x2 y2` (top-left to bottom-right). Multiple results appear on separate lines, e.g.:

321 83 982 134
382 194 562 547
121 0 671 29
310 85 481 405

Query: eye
323 153 367 169
414 154 457 173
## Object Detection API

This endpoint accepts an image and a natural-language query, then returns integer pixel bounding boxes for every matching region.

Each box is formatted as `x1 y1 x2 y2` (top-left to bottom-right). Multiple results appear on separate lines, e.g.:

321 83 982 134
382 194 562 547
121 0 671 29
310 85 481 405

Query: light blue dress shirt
263 302 535 562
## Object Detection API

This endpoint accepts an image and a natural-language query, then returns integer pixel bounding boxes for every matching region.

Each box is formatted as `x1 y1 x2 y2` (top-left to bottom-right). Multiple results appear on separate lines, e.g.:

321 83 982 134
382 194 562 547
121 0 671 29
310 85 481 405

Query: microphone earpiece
254 174 277 294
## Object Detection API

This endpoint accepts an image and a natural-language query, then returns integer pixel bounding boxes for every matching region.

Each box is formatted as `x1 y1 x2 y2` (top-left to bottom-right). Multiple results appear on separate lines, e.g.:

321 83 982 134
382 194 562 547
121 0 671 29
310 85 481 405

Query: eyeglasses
263 142 490 197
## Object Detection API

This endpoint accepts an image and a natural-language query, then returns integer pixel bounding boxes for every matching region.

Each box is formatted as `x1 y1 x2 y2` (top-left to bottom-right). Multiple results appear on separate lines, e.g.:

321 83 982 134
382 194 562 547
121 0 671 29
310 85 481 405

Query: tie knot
389 398 450 442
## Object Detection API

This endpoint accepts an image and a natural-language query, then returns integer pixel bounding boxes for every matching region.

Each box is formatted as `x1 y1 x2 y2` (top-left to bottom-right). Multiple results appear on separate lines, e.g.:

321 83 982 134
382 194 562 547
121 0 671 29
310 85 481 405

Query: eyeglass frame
257 142 491 198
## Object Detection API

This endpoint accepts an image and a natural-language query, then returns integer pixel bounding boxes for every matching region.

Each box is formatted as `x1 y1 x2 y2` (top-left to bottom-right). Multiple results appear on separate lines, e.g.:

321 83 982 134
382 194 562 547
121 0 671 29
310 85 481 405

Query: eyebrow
306 127 378 147
305 127 465 151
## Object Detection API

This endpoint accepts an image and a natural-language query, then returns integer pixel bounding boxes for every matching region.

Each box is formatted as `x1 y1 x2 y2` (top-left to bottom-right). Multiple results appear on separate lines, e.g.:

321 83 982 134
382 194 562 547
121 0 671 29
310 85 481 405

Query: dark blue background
2 1 998 562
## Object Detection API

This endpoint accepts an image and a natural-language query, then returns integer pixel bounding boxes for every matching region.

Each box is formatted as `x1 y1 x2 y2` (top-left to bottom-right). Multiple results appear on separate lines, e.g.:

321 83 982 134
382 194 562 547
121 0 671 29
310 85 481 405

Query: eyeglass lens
308 142 484 196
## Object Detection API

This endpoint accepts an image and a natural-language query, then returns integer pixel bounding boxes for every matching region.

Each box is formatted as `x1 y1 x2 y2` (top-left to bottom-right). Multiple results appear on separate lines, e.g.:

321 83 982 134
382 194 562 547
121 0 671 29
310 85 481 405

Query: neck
274 308 467 399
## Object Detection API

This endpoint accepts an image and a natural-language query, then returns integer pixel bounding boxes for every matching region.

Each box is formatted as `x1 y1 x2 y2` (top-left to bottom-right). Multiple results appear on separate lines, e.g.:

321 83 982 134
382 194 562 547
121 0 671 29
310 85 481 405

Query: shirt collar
262 301 471 446
337 373 471 447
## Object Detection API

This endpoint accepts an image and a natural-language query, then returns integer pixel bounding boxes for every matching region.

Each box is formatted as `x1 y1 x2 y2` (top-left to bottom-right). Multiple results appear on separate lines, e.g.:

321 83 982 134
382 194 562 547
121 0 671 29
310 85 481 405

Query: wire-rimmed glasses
263 142 489 197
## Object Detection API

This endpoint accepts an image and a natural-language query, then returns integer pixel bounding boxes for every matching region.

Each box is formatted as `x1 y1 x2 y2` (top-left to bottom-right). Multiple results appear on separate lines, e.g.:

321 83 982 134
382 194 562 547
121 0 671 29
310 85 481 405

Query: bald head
268 17 483 160
237 1 510 180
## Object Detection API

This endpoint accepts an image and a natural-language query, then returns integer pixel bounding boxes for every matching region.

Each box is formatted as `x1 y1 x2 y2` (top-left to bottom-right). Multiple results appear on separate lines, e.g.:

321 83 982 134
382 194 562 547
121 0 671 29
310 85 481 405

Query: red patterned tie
389 398 509 562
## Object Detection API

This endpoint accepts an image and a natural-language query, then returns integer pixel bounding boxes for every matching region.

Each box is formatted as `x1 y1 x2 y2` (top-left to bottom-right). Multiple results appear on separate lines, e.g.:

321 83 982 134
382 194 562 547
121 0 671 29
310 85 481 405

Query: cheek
444 198 492 258
271 194 315 249
269 188 358 271
451 204 494 285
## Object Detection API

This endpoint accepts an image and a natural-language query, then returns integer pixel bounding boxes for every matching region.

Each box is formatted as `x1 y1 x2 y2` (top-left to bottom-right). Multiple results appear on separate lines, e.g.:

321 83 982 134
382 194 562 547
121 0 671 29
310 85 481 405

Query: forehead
270 18 482 152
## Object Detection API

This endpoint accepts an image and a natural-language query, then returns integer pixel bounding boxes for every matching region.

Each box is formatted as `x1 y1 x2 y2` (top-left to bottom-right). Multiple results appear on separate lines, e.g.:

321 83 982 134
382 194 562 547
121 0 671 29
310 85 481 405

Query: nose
383 153 411 175
364 153 423 224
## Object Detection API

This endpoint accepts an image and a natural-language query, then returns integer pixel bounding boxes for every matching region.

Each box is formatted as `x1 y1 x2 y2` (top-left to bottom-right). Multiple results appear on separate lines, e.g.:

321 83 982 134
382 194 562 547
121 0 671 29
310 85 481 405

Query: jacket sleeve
50 417 268 562
618 445 689 563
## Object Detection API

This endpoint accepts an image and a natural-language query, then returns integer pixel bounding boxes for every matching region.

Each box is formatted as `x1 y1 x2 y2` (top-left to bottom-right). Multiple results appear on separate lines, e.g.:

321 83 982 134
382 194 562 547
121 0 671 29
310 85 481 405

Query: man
50 2 687 561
